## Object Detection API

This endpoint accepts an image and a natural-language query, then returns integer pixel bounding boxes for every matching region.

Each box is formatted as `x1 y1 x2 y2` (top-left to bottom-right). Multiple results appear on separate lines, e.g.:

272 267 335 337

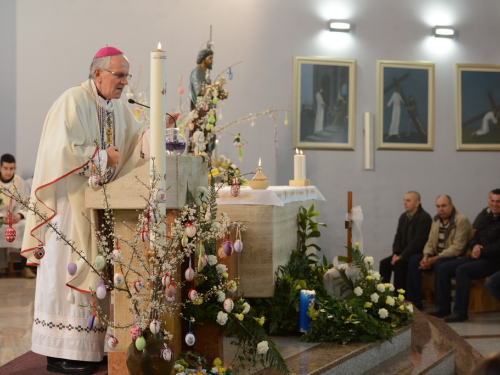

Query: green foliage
251 204 330 335
302 245 413 344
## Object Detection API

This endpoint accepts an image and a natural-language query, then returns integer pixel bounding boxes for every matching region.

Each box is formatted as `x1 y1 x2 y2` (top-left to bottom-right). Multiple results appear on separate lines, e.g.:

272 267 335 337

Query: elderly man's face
435 196 453 221
403 193 420 214
95 55 130 100
489 194 500 216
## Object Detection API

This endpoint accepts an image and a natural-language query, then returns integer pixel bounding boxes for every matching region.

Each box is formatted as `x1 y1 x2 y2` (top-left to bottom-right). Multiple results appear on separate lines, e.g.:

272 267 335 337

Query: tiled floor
1 276 499 369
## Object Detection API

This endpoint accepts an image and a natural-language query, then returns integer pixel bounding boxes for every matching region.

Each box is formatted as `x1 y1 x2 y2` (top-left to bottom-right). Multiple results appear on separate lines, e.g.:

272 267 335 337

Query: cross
462 92 500 128
344 191 352 263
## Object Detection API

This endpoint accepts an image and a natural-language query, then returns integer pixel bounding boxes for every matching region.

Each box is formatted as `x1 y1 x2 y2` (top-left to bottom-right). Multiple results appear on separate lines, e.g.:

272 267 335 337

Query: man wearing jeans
431 189 500 322
406 195 472 310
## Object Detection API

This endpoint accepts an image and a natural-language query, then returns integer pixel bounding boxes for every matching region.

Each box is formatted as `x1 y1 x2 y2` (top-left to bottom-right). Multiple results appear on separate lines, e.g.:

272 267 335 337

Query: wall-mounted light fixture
432 26 455 38
328 19 351 32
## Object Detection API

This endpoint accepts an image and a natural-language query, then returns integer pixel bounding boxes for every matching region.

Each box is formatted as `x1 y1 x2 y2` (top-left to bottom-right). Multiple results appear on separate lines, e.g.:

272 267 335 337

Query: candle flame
300 150 303 155
295 148 299 154
258 157 261 167
158 42 161 50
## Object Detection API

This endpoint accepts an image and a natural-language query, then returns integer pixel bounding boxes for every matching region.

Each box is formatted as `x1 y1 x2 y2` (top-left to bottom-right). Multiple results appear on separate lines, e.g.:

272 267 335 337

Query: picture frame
292 56 356 150
376 60 435 150
455 63 500 151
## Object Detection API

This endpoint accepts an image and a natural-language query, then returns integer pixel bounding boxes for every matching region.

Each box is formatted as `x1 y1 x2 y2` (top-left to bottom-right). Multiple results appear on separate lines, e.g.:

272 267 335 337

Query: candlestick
150 42 167 245
249 157 269 190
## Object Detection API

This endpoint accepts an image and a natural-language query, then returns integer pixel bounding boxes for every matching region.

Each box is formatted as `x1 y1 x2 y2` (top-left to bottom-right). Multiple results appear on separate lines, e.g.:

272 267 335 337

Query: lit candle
150 42 167 244
294 149 305 180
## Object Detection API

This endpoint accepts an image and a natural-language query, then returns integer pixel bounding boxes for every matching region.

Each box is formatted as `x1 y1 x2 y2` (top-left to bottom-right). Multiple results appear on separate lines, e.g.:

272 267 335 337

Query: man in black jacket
430 189 500 322
379 191 432 290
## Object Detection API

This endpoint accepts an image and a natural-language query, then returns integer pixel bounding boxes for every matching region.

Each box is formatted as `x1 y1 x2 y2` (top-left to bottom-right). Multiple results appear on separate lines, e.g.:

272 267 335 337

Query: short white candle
294 148 305 180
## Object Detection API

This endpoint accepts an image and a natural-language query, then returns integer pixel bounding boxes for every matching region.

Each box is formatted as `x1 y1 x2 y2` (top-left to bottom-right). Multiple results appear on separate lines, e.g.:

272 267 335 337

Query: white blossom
373 272 381 280
385 296 395 306
364 256 374 264
376 283 386 292
216 264 228 274
406 304 414 313
208 255 217 266
216 311 228 325
354 287 363 296
242 302 250 314
378 308 389 319
257 341 269 355
217 290 226 302
370 293 379 303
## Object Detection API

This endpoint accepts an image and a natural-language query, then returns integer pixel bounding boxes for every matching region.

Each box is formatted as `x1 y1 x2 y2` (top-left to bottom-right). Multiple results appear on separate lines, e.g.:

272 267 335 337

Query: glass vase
165 128 186 155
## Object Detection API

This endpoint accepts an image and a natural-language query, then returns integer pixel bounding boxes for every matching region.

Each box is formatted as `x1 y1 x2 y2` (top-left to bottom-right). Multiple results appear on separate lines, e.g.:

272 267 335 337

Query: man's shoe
21 267 36 279
427 309 451 318
47 356 99 374
444 313 468 323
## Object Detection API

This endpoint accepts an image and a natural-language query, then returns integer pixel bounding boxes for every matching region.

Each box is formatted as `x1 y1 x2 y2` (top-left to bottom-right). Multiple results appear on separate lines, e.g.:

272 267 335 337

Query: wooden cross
345 191 352 263
462 92 500 128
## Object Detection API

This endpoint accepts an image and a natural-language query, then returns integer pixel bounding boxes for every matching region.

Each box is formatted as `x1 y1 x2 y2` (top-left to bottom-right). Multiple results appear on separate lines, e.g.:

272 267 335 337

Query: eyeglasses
101 68 132 81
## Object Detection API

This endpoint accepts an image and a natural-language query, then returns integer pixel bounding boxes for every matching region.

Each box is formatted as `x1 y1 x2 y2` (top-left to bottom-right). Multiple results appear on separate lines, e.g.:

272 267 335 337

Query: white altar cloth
216 186 325 207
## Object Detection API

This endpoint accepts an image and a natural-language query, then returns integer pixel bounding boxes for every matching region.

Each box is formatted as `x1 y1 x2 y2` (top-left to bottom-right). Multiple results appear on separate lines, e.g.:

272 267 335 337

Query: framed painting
376 60 434 150
455 64 500 151
292 56 356 150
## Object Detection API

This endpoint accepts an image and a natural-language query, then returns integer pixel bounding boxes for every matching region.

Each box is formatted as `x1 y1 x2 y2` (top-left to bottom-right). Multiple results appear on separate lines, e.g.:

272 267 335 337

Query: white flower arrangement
216 311 228 325
378 308 389 319
371 293 380 303
257 341 269 355
376 283 386 293
354 286 363 296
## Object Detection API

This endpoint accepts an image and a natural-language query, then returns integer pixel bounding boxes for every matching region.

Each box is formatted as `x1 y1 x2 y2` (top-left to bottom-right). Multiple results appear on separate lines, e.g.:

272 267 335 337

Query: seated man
432 189 500 322
406 195 472 310
473 190 493 230
0 153 34 278
380 191 432 290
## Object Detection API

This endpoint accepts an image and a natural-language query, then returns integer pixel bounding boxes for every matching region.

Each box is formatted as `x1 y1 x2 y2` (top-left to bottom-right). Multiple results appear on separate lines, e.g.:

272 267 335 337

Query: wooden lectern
85 156 207 374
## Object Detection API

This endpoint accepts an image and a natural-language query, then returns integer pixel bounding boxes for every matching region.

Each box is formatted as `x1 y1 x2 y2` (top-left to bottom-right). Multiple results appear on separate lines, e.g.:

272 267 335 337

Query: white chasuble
24 79 148 361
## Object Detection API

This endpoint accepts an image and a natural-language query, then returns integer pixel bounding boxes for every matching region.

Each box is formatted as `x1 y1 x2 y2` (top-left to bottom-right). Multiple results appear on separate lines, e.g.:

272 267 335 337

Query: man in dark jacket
379 191 432 290
430 189 500 322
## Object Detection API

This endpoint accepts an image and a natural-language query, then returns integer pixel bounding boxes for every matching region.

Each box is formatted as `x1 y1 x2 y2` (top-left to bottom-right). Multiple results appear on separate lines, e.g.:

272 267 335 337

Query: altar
217 185 325 298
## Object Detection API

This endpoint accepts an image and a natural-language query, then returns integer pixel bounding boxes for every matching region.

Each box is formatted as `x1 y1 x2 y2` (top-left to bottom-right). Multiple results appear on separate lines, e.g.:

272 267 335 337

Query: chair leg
8 252 15 277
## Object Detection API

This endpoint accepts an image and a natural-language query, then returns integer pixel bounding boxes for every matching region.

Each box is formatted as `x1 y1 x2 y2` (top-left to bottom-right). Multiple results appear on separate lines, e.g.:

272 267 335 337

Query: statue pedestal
85 156 207 375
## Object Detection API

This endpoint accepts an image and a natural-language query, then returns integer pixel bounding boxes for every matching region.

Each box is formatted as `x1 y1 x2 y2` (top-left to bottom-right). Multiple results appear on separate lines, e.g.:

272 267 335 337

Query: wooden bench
421 272 500 313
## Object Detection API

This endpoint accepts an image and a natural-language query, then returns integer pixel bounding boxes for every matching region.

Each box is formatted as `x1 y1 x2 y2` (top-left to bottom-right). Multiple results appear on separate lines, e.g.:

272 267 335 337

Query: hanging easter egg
185 222 197 238
150 319 161 334
178 87 184 95
181 233 188 247
188 121 195 131
94 254 106 270
156 188 166 203
87 315 98 330
96 284 107 300
223 298 234 313
112 249 123 263
223 241 233 257
209 114 216 123
162 273 171 287
185 267 195 282
201 254 209 267
67 262 77 276
34 245 45 260
130 325 142 340
88 175 100 190
218 245 227 259
233 240 243 253
284 118 289 126
135 336 146 351
114 272 124 286
188 289 198 302
161 343 173 362
185 332 195 346
212 97 219 105
203 103 209 111
106 333 118 350
5 226 16 242
205 123 213 131
134 280 143 293
231 180 240 197
165 283 176 298
141 229 150 242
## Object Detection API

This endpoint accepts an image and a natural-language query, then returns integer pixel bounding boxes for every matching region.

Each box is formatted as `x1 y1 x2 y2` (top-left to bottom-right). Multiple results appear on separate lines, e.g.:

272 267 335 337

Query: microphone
128 98 178 128
128 98 150 108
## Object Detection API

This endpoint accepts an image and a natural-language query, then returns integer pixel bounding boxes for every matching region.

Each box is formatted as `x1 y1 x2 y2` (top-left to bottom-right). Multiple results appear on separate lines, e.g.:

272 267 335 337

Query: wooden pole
347 191 352 263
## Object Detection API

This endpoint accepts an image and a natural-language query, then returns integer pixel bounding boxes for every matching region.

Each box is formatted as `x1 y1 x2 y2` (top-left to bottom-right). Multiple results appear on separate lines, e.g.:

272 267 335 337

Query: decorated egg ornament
233 240 243 253
150 319 160 334
135 335 146 351
188 289 198 302
94 254 106 270
106 332 118 350
185 222 197 238
67 262 77 276
114 272 124 286
223 298 234 313
161 343 173 361
96 284 107 300
185 332 195 346
133 280 143 293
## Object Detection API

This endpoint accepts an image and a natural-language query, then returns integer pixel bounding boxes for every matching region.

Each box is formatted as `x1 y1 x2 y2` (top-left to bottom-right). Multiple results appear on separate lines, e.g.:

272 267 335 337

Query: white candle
150 43 167 243
294 148 305 180
364 112 373 170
